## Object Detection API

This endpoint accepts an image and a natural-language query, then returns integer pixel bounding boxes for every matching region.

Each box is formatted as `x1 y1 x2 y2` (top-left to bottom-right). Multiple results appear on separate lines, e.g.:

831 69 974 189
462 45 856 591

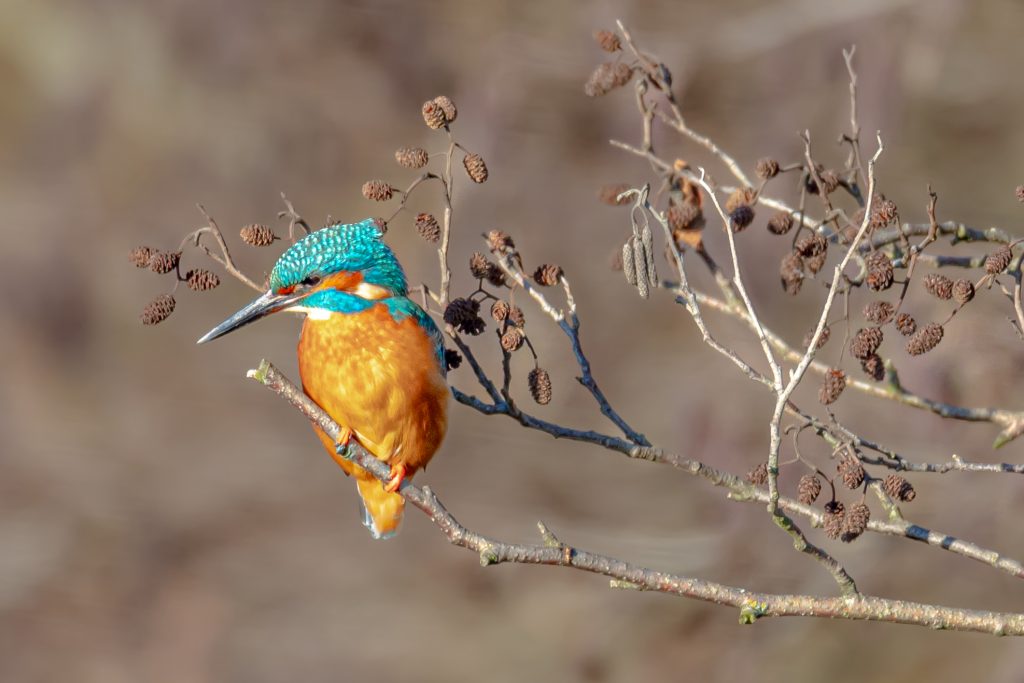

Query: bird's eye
301 275 321 287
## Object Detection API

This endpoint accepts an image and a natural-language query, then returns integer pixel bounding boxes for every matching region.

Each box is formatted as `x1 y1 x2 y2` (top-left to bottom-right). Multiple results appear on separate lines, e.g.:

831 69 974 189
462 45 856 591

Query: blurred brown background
3 0 1024 681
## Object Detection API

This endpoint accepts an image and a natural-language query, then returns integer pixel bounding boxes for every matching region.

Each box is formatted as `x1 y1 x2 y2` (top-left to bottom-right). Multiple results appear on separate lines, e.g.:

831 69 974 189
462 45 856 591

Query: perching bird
198 219 448 539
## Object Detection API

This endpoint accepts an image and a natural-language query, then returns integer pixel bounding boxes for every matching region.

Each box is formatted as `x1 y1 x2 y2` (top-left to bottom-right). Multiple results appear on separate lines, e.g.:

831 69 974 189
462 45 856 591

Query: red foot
336 427 353 454
384 463 407 493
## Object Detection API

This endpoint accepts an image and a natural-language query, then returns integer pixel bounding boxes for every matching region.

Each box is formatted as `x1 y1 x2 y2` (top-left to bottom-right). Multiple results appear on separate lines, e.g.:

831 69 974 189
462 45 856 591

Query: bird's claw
384 463 407 493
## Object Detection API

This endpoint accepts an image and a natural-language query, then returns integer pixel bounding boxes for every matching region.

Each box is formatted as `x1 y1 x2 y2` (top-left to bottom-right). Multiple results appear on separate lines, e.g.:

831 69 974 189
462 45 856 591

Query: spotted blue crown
270 219 408 295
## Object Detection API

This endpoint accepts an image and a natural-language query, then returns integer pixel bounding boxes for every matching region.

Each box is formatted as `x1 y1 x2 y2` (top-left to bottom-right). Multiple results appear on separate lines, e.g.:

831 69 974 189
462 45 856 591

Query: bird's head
197 218 406 343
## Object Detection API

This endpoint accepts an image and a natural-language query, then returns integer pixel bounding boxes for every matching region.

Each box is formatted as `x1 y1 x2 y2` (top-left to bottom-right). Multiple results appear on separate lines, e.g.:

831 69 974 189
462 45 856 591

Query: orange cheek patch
319 271 364 291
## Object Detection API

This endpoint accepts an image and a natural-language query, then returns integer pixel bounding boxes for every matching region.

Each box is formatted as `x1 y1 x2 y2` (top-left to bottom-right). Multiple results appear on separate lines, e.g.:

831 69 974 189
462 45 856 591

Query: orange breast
297 303 449 476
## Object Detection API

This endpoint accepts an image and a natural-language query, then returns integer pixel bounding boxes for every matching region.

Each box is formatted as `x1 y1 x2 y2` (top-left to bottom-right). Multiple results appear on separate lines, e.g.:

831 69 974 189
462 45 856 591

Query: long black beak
196 289 306 344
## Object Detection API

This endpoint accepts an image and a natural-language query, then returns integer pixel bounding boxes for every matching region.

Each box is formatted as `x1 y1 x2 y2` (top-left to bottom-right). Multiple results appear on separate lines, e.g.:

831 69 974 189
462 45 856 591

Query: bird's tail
355 470 404 540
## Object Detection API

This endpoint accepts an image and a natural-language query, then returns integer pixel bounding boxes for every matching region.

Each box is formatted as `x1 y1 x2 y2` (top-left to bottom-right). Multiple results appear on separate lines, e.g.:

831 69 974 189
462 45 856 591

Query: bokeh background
3 0 1024 680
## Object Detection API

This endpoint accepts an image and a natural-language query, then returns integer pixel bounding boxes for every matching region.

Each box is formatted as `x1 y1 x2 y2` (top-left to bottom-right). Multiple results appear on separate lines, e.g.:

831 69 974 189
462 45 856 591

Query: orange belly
297 303 449 477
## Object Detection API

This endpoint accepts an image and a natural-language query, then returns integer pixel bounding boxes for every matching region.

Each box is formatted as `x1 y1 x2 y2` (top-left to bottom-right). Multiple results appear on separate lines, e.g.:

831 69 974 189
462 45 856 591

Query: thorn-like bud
529 367 552 405
463 153 488 183
797 474 822 504
533 264 563 286
186 268 220 291
140 294 176 325
444 348 462 371
129 246 154 268
819 369 847 405
906 322 943 356
240 223 277 246
361 180 394 201
756 158 780 179
148 251 181 274
395 146 429 169
593 29 621 52
415 212 441 243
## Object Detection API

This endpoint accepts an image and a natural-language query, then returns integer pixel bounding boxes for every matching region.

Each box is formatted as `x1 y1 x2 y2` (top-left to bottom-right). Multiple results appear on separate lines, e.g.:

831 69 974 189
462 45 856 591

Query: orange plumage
298 302 449 538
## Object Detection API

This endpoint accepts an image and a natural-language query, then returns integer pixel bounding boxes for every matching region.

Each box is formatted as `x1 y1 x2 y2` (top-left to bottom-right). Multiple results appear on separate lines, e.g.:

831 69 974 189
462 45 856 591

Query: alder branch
246 359 1024 635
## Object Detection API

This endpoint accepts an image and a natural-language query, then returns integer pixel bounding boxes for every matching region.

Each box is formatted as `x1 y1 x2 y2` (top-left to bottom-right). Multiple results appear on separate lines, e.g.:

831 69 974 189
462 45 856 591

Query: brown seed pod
598 183 631 206
529 367 553 405
797 474 822 504
668 202 702 231
186 269 220 292
746 462 769 486
593 29 621 52
860 354 885 381
803 325 830 351
148 251 181 274
533 264 563 286
490 300 510 322
444 349 462 371
725 187 757 214
756 158 780 179
985 245 1013 275
823 500 846 540
240 223 277 246
796 233 827 258
500 326 524 352
923 273 954 300
817 169 840 195
432 95 457 123
395 146 429 169
841 502 871 542
895 312 917 336
780 252 804 295
444 298 485 335
729 205 755 231
361 180 394 201
129 246 154 268
767 211 794 235
415 213 441 243
819 369 847 405
508 305 525 328
863 301 895 325
851 327 883 359
883 474 916 502
584 61 633 96
865 251 894 291
952 279 975 305
906 322 943 356
837 453 865 489
463 153 488 183
486 230 514 253
421 100 447 129
870 198 898 229
470 252 496 280
805 250 827 275
140 294 176 325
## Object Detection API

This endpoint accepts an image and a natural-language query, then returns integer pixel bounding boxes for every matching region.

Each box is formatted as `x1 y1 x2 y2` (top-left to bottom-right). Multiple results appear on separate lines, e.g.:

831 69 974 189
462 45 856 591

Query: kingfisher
197 219 449 539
